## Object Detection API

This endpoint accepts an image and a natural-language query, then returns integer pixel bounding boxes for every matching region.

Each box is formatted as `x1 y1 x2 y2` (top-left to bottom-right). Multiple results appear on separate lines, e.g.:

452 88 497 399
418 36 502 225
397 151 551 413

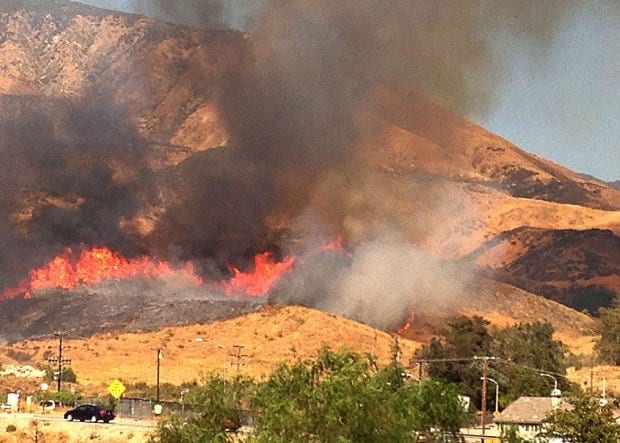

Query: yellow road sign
107 379 126 399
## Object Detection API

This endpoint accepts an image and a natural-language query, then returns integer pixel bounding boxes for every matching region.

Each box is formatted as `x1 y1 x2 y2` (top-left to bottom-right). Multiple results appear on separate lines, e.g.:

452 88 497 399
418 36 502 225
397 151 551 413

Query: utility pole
474 356 496 436
156 349 163 402
48 332 71 392
229 345 249 373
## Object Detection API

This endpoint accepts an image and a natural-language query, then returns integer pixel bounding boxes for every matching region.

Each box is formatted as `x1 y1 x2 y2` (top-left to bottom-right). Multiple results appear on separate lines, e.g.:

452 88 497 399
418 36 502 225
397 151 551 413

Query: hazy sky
79 1 619 181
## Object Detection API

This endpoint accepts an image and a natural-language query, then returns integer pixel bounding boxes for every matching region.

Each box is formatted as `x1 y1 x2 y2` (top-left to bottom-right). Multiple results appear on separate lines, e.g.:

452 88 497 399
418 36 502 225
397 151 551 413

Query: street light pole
540 373 559 396
481 377 499 415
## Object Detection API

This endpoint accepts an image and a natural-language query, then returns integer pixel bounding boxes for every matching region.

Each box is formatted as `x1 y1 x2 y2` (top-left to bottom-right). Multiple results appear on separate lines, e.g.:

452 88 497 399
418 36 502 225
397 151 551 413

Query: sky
78 1 619 181
483 2 619 182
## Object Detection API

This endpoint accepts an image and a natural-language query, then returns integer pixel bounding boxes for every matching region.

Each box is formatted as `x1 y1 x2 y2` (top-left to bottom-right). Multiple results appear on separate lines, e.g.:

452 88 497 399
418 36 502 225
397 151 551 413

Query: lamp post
540 373 560 397
481 377 499 415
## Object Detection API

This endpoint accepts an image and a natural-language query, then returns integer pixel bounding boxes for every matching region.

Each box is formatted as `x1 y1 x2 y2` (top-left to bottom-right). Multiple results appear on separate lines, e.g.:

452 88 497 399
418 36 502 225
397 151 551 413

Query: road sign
107 379 126 399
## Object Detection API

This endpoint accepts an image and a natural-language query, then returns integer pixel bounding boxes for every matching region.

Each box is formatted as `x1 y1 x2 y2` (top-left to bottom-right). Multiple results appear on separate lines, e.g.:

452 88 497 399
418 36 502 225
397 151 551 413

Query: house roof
494 397 569 425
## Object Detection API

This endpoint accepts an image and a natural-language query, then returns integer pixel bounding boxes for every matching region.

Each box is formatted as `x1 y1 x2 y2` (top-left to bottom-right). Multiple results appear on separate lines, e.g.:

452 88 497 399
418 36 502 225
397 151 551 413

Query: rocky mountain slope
0 0 618 342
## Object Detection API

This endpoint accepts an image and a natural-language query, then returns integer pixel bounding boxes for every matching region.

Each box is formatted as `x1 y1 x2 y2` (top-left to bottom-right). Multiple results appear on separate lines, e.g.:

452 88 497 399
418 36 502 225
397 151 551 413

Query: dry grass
6 306 422 388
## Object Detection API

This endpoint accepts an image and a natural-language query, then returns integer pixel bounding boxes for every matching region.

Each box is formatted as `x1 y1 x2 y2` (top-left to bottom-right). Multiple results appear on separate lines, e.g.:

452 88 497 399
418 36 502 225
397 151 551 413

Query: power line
410 356 570 380
492 359 569 379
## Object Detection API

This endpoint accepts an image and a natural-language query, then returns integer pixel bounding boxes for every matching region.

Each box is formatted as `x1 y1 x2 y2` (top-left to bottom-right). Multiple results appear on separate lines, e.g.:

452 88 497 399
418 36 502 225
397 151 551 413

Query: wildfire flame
223 251 296 297
320 235 345 251
2 246 203 299
397 321 412 335
1 239 342 300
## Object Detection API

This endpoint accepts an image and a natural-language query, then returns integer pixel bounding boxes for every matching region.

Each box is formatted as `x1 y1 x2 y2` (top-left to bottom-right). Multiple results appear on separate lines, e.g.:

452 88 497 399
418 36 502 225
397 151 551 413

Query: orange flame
223 251 296 297
1 240 342 300
2 246 203 299
397 321 412 335
320 235 345 251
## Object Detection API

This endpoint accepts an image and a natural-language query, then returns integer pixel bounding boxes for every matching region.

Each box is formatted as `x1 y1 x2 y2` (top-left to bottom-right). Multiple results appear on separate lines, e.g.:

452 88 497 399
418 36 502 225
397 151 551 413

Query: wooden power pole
229 345 249 373
474 356 496 436
48 332 71 392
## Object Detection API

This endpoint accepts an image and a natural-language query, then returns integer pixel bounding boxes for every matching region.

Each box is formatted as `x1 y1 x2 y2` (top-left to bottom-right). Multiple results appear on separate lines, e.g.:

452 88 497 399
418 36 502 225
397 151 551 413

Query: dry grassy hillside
1 306 423 386
374 87 619 210
0 299 600 389
0 1 241 151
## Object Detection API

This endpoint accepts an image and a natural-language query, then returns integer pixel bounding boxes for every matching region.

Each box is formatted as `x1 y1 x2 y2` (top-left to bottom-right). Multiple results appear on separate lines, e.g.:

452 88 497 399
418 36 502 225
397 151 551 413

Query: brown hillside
1 1 617 212
373 87 620 210
468 228 620 312
0 298 596 388
0 0 618 338
0 306 423 385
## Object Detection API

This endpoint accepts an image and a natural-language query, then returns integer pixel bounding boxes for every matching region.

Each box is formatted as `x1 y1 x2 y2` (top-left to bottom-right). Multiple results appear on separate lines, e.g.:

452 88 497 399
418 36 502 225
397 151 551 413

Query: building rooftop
494 397 569 425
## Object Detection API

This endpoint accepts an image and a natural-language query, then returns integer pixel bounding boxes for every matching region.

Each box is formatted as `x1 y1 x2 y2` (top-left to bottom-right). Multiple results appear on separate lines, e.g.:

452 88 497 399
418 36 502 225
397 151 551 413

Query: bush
5 424 17 433
544 391 620 443
251 348 467 442
156 375 253 443
37 389 82 406
44 365 77 383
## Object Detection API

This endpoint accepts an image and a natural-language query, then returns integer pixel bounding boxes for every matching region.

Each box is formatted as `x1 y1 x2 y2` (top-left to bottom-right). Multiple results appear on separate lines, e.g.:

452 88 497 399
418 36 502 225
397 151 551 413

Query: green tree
44 365 77 383
491 322 568 404
416 317 570 411
415 316 492 407
251 347 468 442
595 296 620 364
156 374 254 443
154 348 470 442
543 391 620 443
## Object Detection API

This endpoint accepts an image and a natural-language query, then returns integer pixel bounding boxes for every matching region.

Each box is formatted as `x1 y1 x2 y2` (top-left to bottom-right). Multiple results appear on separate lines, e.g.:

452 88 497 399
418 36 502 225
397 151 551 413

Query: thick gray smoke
142 1 588 327
270 232 471 330
0 92 154 289
147 3 581 257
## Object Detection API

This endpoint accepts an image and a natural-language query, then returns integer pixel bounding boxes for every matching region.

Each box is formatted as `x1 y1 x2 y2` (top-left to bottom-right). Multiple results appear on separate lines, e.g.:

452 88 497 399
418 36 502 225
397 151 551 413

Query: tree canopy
414 316 570 409
155 347 470 442
595 294 620 364
543 391 620 443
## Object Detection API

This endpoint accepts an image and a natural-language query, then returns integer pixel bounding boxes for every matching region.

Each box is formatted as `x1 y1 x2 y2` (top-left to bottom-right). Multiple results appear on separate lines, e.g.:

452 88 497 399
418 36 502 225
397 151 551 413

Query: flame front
2 246 203 299
1 241 336 300
223 252 295 297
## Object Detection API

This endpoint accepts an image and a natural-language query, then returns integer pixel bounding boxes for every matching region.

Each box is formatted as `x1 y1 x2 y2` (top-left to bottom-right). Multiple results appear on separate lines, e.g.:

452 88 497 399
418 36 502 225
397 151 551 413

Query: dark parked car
64 404 115 423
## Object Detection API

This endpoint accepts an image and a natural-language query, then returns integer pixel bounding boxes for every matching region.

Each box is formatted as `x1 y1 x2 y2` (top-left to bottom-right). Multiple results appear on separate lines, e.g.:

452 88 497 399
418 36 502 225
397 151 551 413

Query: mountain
0 0 618 344
467 228 620 313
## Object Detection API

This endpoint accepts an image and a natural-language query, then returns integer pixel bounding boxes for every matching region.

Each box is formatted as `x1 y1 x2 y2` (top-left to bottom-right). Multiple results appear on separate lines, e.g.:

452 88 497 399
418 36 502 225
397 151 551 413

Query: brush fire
2 0 578 340
1 246 299 301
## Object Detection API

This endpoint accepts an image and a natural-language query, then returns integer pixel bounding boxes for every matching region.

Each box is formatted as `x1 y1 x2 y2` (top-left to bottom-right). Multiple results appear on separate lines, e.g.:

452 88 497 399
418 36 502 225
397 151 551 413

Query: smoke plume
147 1 580 260
0 0 598 329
